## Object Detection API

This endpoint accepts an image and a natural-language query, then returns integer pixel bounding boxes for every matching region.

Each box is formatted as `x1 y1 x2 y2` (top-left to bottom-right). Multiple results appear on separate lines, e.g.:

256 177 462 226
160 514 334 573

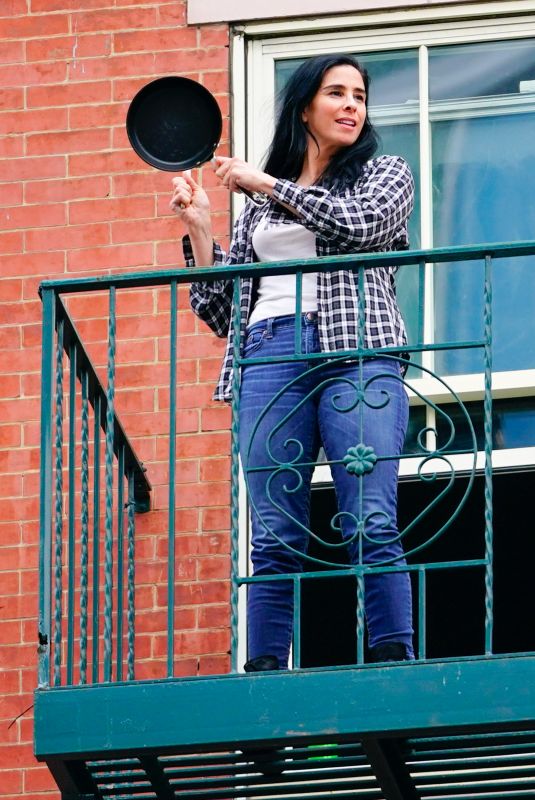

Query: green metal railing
38 240 535 688
38 292 151 689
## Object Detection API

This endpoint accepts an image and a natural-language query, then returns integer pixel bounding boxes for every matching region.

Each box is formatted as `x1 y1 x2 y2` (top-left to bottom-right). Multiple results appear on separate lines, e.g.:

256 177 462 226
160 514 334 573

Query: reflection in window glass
429 39 535 102
432 111 535 374
436 397 535 452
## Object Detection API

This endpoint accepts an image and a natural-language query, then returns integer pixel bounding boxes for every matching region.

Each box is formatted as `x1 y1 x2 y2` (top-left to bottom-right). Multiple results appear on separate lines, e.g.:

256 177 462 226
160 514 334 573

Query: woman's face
301 64 367 157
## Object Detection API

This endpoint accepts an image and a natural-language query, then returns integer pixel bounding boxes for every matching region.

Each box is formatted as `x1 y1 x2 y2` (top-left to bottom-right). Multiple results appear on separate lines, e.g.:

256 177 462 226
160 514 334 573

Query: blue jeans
239 314 414 667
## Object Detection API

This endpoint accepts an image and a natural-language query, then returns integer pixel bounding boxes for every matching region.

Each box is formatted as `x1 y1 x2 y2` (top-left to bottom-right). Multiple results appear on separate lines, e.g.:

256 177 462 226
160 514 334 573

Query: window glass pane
429 39 535 102
436 397 535 452
430 40 535 375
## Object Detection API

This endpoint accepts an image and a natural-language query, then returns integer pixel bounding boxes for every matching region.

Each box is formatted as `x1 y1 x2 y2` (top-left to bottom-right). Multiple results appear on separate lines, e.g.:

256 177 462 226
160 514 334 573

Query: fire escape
35 242 535 800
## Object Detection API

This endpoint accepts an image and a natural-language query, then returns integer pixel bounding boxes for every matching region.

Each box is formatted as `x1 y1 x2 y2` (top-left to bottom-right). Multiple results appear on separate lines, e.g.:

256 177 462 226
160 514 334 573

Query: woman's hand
213 156 276 197
170 172 214 266
170 172 211 230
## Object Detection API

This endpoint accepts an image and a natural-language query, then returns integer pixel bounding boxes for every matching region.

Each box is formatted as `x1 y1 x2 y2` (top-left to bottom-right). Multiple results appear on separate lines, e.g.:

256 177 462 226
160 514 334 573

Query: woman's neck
297 142 333 186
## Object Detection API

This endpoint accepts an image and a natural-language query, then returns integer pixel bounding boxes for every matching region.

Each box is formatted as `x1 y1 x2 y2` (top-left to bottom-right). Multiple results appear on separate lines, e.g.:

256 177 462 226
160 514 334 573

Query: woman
171 54 415 670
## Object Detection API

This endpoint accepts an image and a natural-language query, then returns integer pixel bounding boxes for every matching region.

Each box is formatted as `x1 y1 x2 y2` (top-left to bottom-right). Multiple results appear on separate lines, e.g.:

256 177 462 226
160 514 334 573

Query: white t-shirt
248 218 318 326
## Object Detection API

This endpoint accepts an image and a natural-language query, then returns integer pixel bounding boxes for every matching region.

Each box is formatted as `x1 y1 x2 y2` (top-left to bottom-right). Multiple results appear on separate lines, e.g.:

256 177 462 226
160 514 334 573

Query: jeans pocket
244 329 266 358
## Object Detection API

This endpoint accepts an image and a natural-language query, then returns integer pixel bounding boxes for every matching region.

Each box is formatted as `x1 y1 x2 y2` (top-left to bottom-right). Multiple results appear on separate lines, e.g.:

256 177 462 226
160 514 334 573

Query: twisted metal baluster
103 287 116 682
356 265 366 664
127 472 136 681
483 255 494 655
230 279 241 672
116 445 125 682
292 577 301 668
79 369 90 684
53 319 64 687
66 342 77 685
92 394 101 684
418 566 426 661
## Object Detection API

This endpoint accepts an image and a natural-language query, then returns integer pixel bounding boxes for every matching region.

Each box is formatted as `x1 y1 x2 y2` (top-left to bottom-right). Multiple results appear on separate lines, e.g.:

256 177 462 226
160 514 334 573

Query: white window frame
231 1 535 477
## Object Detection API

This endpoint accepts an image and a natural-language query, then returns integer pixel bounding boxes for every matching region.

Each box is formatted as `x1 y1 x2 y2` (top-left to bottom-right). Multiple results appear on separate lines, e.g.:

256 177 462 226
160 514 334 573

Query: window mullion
418 45 437 452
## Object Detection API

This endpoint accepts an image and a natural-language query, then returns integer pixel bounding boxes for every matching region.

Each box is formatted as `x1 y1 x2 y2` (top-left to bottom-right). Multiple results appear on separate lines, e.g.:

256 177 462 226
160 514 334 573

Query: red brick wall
0 2 231 796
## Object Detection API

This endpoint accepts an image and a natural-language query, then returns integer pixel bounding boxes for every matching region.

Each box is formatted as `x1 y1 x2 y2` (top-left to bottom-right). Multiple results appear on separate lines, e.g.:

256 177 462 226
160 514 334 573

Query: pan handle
240 187 269 206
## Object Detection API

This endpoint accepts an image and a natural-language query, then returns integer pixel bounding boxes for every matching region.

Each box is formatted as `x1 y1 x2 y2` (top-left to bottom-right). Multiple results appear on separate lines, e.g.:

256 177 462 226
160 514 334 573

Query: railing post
167 280 177 678
483 254 494 655
38 288 56 689
104 287 117 683
230 278 241 672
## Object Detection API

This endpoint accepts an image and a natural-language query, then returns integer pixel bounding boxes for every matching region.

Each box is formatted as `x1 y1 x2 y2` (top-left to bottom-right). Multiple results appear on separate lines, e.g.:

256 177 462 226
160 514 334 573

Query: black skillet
126 76 265 204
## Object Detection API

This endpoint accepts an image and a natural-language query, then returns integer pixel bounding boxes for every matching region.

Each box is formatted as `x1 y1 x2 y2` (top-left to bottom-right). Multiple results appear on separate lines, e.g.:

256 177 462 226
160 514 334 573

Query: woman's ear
301 106 308 124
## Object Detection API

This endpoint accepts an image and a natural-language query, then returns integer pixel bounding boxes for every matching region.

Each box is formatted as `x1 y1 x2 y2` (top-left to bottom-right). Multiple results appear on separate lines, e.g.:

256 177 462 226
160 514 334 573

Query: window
237 4 535 473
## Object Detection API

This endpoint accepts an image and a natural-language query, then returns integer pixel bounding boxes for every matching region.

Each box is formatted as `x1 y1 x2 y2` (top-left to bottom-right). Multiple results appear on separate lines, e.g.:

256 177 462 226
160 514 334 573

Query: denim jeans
239 314 414 667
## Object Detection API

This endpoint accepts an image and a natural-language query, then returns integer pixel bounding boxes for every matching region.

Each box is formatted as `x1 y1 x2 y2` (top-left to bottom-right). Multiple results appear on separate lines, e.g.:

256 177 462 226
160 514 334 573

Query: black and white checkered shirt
184 155 414 401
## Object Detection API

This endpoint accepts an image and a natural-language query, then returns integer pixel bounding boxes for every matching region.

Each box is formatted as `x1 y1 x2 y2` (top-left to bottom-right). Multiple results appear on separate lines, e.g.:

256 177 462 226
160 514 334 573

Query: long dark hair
263 54 379 190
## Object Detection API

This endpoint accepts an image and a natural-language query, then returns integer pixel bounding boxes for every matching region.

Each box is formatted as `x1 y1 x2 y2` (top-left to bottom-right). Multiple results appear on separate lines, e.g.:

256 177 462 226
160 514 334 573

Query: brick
158 2 187 27
198 555 230 581
0 670 20 695
0 231 22 254
0 251 65 278
0 571 20 596
0 594 37 621
0 135 23 157
0 40 24 65
0 743 35 771
0 620 21 644
0 327 21 351
111 216 179 245
23 764 59 792
1 155 66 182
199 26 229 48
0 88 23 112
0 692 33 721
0 544 38 570
200 456 230 482
201 406 231 432
71 7 159 34
0 768 22 795
27 128 110 156
199 604 230 629
69 101 128 130
27 80 112 109
0 277 22 302
0 61 67 89
69 196 154 225
67 242 153 272
198 654 230 675
26 33 112 62
70 52 157 83
114 26 197 54
25 221 110 252
0 421 21 451
201 506 231 531
0 107 69 137
25 175 110 204
200 71 229 96
30 0 114 13
1 14 69 40
2 0 28 14
0 203 66 232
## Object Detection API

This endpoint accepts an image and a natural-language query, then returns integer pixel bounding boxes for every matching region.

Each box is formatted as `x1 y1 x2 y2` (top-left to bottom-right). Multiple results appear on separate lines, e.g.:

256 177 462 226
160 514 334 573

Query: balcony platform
35 654 535 800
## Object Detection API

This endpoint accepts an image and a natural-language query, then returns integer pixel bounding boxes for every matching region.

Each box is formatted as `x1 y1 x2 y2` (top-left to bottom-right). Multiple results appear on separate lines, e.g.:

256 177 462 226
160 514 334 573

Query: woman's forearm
188 220 215 267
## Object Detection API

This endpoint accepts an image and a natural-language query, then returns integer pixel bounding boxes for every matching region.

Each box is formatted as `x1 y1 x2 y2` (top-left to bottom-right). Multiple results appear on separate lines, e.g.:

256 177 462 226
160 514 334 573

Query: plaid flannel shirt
184 155 415 401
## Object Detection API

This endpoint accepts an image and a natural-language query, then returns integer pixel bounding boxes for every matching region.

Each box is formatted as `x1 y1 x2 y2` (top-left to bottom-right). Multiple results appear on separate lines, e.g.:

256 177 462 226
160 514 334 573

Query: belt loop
266 317 274 339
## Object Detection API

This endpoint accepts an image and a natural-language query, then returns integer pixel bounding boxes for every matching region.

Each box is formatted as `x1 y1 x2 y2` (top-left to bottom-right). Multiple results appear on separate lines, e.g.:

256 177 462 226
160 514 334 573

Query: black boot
368 642 407 663
242 655 283 775
244 655 279 672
